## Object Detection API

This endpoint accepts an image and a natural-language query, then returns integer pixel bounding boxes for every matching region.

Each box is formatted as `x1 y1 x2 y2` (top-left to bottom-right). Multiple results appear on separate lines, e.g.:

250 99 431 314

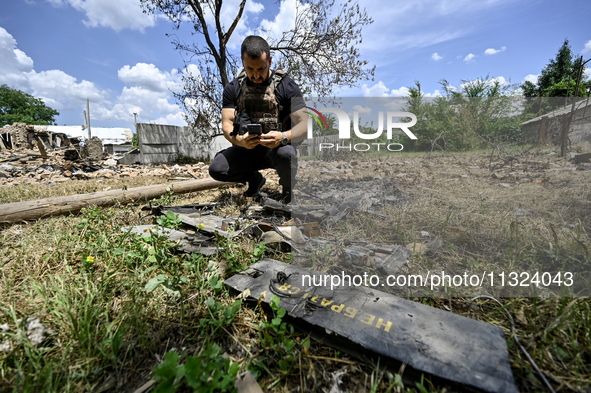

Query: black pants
209 144 297 191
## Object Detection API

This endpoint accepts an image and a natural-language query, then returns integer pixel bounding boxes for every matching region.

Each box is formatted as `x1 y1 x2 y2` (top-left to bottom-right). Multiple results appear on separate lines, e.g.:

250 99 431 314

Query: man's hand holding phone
235 124 261 149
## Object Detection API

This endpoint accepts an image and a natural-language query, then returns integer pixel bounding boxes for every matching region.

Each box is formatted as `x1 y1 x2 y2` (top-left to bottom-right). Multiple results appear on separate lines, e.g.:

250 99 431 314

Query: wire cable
470 295 556 393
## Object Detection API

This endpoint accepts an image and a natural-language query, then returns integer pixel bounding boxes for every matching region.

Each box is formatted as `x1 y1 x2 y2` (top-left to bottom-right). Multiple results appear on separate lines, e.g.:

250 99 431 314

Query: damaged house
0 123 133 161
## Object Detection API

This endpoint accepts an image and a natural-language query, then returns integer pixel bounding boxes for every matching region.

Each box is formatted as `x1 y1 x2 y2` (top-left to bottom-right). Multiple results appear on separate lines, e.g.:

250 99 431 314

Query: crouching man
208 35 307 203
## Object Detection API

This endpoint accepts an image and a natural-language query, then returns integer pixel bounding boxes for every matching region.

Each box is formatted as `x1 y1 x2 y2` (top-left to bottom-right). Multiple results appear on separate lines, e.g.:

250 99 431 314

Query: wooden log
0 178 237 225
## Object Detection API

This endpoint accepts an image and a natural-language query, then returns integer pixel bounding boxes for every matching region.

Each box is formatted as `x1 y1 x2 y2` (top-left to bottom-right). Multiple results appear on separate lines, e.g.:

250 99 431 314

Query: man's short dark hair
241 36 270 59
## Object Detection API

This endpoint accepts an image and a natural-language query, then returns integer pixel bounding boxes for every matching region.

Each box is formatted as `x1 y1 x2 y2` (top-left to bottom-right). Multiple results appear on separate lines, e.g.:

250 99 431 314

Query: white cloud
118 63 180 93
463 53 476 62
259 0 300 40
0 27 34 87
95 63 199 123
0 27 184 126
431 52 443 61
352 105 372 115
361 81 390 97
27 69 108 111
389 87 411 97
492 76 510 86
523 74 538 84
1 27 106 112
582 40 591 54
48 0 157 32
361 81 410 97
424 90 442 97
257 0 309 49
228 0 264 37
46 0 66 6
152 112 187 127
95 85 182 123
356 0 521 56
13 49 34 71
585 68 591 80
363 30 466 53
484 46 506 55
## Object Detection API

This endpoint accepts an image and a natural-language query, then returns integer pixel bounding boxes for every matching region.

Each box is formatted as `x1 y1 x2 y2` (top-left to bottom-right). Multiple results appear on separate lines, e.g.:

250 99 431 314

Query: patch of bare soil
291 151 591 298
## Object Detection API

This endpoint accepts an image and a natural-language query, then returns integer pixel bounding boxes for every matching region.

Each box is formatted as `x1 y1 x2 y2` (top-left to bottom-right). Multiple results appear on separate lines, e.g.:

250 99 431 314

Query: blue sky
1 0 590 130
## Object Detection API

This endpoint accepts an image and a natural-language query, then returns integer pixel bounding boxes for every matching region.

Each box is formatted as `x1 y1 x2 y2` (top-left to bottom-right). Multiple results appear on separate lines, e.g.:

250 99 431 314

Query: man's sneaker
244 172 266 197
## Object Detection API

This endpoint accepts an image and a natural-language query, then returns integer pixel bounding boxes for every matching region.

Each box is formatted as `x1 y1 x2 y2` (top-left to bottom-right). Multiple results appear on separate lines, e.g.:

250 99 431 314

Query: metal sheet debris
259 198 327 221
225 259 518 393
248 222 303 253
121 225 218 256
156 205 243 239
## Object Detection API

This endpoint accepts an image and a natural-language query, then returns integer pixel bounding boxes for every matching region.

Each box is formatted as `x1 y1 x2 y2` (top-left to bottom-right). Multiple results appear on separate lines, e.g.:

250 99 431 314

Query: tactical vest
235 69 289 133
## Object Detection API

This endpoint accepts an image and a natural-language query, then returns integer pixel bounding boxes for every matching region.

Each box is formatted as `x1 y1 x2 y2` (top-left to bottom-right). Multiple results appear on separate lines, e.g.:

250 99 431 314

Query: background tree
520 39 590 115
544 78 590 98
403 76 529 151
405 81 428 120
0 85 59 128
131 133 139 149
140 0 375 147
521 39 575 98
536 39 574 96
442 76 526 148
401 80 438 151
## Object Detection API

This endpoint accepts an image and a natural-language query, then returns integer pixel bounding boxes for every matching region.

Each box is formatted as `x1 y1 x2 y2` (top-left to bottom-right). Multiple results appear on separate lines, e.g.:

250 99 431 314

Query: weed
250 295 298 386
157 211 183 229
199 276 242 332
153 344 239 393
215 235 266 273
251 241 266 264
155 189 178 206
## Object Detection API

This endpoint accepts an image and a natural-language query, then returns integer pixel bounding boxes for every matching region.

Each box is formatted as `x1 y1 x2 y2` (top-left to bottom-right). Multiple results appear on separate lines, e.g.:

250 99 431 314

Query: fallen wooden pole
0 178 237 225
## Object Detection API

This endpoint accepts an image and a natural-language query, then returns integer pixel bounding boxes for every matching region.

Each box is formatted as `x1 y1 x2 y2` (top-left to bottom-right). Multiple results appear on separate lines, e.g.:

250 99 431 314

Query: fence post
538 116 549 143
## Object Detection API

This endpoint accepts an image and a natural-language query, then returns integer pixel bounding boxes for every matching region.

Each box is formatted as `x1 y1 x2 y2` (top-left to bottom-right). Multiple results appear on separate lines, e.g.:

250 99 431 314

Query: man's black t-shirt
222 70 306 124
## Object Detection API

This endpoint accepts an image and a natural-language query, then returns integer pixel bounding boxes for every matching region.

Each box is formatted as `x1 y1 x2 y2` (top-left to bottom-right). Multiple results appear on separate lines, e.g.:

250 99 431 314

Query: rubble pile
0 160 212 186
1 122 75 151
0 122 213 186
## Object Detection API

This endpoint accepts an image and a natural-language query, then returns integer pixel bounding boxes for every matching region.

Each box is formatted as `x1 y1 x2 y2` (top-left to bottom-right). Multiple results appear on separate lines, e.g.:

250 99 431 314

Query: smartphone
247 124 262 135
